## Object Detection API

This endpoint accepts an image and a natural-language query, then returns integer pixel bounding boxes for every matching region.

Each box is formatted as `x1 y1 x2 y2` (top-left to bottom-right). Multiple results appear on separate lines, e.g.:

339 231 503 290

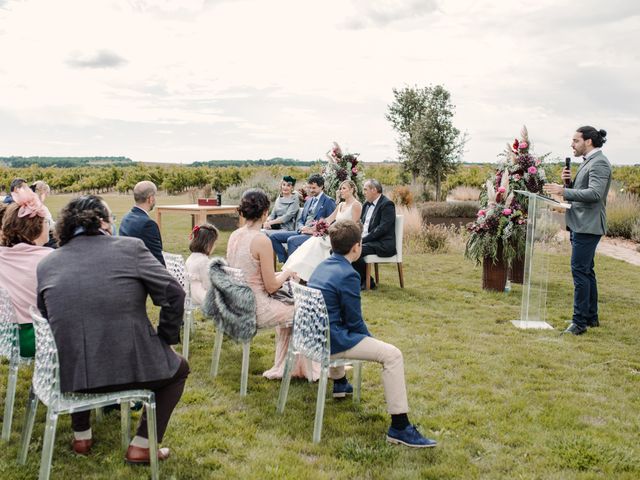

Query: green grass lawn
1 194 640 479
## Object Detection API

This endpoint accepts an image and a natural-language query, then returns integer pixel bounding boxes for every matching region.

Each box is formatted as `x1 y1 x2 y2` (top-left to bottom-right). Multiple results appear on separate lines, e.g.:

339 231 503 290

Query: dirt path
597 237 640 267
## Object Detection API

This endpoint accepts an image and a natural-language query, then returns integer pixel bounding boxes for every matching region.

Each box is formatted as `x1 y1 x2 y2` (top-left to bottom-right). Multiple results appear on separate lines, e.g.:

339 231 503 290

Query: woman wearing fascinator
0 186 53 357
263 175 300 232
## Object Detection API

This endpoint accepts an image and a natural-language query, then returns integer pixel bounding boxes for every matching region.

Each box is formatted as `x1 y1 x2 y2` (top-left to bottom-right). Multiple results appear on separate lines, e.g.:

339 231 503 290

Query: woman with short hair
263 175 300 231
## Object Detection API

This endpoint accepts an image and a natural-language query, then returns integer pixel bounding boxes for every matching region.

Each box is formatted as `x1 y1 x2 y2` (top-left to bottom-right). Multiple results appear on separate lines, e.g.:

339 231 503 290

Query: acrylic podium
511 191 570 330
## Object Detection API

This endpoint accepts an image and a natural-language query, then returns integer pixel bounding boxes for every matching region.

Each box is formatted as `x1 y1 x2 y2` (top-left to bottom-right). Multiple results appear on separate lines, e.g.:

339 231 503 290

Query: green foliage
421 201 480 220
0 156 133 168
443 164 494 193
606 189 640 239
364 163 407 187
386 85 466 200
190 157 318 167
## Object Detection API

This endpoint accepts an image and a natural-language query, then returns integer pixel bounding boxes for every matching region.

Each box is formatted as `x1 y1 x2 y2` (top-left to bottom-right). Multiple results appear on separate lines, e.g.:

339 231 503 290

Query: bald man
119 181 165 266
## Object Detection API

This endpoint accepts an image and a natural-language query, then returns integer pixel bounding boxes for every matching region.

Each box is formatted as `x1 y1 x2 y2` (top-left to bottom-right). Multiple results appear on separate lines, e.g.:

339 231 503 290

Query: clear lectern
512 191 570 329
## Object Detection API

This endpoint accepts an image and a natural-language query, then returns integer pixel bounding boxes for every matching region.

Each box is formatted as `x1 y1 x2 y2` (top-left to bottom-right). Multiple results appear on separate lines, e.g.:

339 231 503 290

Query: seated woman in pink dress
0 187 52 357
185 223 219 306
226 189 319 380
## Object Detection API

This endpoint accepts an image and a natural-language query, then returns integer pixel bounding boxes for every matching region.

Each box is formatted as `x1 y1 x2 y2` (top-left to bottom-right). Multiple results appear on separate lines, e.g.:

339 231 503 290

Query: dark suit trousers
570 232 601 328
71 356 190 443
352 244 377 285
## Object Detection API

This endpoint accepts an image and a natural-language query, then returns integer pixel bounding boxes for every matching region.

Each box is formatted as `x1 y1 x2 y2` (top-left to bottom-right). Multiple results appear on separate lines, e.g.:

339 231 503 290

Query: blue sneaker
332 381 353 399
386 425 437 448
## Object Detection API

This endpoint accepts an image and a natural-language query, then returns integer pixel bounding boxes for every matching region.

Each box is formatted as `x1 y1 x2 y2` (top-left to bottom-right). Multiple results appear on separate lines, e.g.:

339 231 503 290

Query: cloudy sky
1 0 639 165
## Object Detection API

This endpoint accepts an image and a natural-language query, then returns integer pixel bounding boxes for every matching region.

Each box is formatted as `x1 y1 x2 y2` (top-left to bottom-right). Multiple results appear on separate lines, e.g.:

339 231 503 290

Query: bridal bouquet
311 219 330 237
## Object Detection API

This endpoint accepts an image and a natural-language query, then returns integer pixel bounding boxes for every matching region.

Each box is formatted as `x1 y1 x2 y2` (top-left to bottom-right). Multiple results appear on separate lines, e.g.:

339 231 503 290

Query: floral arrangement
322 141 364 199
311 219 330 237
297 184 309 202
465 126 546 266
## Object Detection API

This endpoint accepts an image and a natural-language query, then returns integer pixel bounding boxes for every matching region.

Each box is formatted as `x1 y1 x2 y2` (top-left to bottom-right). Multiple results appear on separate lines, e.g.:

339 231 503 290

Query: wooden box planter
483 256 508 291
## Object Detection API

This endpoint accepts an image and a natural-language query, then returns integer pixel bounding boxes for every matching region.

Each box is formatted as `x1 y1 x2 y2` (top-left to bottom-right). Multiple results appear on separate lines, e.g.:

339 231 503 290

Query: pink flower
502 208 512 216
528 166 537 175
351 167 358 174
518 141 528 149
477 209 486 217
497 186 506 194
535 158 541 166
513 174 521 181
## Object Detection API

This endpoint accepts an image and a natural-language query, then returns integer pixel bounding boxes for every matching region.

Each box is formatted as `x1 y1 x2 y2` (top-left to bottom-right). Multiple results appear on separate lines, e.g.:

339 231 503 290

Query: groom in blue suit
269 173 336 262
308 220 436 448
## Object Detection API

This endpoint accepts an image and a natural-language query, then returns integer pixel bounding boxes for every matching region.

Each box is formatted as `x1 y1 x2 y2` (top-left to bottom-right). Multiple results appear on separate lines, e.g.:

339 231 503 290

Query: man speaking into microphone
544 126 612 336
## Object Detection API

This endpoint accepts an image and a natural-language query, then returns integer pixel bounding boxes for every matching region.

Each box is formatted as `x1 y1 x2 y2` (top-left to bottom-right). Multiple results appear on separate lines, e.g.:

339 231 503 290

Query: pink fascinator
11 187 47 219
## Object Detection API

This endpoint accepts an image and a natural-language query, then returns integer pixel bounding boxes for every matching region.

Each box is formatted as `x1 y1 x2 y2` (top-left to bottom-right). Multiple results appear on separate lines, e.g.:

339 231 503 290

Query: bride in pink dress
226 189 319 380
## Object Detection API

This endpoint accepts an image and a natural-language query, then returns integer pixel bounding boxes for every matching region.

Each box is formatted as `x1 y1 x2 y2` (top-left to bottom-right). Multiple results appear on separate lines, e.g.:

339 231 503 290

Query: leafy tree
387 85 466 199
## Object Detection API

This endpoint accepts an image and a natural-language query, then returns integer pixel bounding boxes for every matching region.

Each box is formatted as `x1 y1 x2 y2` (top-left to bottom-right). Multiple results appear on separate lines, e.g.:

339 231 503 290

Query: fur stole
202 257 257 342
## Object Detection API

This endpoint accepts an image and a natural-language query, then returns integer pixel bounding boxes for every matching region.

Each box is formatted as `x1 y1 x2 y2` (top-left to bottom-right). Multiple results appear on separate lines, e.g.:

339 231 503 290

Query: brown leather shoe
125 445 170 465
72 438 93 455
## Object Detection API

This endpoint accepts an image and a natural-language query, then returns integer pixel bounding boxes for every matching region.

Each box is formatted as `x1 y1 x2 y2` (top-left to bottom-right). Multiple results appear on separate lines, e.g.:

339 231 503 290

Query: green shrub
421 201 480 221
606 190 640 239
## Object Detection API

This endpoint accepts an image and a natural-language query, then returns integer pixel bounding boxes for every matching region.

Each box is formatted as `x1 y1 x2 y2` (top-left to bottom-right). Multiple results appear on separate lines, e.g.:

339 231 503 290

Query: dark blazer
37 234 184 393
360 194 396 257
308 254 371 355
296 193 336 232
119 206 165 266
564 150 612 236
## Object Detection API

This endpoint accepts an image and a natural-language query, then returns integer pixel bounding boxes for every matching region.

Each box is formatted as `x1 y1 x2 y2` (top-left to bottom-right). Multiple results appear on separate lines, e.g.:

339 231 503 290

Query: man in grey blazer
37 195 189 463
544 126 612 335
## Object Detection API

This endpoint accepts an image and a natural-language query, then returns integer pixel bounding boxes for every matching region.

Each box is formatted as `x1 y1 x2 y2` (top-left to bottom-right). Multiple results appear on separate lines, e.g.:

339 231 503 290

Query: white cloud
0 0 638 164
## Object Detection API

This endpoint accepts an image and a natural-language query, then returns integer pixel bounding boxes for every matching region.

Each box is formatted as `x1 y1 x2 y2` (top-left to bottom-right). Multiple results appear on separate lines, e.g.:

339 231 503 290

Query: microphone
564 157 571 187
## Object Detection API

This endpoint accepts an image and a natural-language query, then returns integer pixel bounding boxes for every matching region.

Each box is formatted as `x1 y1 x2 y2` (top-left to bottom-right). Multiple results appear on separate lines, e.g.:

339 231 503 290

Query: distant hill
0 156 134 168
190 157 320 167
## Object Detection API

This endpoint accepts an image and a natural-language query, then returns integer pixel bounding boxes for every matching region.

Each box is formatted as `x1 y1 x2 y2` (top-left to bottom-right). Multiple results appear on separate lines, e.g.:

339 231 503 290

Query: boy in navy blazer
119 181 166 266
308 220 436 448
268 174 336 262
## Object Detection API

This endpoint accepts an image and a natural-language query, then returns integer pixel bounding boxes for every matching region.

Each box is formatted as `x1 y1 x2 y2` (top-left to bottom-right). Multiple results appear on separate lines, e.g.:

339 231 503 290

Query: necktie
310 197 318 213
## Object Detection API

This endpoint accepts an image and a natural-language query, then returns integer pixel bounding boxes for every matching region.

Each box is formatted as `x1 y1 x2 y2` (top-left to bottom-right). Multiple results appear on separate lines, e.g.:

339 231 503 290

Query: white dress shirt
362 195 380 237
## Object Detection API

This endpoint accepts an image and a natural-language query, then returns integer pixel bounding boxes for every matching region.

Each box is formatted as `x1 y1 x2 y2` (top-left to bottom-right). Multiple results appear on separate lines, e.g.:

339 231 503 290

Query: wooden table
155 204 240 232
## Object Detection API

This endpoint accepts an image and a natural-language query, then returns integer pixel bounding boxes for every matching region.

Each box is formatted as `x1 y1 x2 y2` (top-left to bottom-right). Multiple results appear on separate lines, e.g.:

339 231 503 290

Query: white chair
162 252 195 360
0 287 32 442
209 266 258 397
19 307 160 480
276 283 362 443
363 214 404 289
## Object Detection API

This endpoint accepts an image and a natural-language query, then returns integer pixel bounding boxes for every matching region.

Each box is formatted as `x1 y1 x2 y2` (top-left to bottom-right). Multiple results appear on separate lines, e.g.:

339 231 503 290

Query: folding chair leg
18 387 38 465
120 401 131 452
353 361 362 403
145 398 160 480
210 325 224 377
240 341 250 397
313 367 329 444
182 308 192 361
374 264 380 284
365 264 372 290
38 409 58 480
397 262 404 288
277 350 296 413
2 359 18 441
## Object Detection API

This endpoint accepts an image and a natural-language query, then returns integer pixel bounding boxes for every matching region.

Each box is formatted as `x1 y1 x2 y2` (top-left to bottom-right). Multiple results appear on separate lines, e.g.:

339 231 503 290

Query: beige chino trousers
329 336 409 414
